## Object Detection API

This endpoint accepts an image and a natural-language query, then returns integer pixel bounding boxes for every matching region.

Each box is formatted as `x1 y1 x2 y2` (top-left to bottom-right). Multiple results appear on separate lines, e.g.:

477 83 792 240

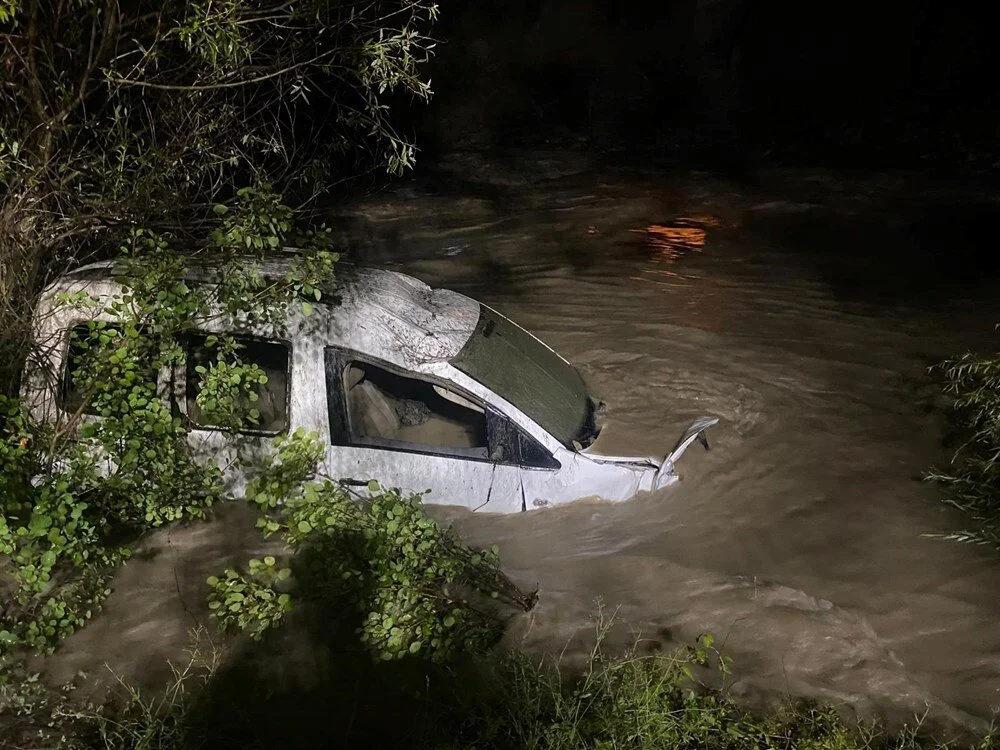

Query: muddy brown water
45 152 1000 737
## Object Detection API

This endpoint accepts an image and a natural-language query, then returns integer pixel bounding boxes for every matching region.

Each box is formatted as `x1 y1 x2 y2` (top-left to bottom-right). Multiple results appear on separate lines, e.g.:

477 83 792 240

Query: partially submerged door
323 348 523 511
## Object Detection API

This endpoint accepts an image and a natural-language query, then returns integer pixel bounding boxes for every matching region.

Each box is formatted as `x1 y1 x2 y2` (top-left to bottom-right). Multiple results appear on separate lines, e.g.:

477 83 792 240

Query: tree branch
24 0 49 126
55 0 119 124
106 50 335 91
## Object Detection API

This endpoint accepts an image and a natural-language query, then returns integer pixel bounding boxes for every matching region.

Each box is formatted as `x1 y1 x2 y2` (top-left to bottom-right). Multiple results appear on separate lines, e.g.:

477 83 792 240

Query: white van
24 260 717 513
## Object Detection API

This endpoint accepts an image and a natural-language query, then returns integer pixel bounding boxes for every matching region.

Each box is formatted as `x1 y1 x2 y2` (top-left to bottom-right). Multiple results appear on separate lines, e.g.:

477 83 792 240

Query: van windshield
451 307 596 448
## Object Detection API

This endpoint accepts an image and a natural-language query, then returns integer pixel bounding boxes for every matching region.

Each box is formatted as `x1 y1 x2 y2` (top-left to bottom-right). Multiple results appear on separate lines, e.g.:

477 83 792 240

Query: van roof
45 258 483 371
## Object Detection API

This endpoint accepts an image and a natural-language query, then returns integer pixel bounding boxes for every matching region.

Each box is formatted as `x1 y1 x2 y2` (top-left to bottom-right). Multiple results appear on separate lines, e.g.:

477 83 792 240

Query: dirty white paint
25 259 717 513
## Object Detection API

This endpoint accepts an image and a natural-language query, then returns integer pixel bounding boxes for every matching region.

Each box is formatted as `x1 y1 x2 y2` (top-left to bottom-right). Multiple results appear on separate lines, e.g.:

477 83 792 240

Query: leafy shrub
0 188 339 655
193 336 270 430
0 0 438 382
215 429 536 661
928 336 1000 547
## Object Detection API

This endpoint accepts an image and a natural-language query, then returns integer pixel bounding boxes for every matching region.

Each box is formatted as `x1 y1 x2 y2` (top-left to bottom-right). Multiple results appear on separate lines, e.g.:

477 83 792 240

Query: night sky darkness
414 0 999 171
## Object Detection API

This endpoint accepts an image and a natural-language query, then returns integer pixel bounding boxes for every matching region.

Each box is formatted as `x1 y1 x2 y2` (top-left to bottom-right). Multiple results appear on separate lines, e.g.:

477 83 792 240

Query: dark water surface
334 152 1000 733
45 151 1000 737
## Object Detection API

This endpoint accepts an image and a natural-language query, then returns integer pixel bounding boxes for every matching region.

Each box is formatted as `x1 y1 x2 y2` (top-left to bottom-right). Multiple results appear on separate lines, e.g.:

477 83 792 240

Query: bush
5 618 994 750
927 334 1000 547
212 429 536 662
0 0 437 386
0 189 338 655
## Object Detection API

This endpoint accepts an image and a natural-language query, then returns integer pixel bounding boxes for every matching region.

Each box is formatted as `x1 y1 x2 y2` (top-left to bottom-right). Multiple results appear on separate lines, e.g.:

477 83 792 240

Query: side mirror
485 410 518 463
485 410 560 469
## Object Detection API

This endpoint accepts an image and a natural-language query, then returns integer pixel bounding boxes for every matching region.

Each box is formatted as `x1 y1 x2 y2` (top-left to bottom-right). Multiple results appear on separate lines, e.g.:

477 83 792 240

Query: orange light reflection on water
633 223 707 262
630 216 719 286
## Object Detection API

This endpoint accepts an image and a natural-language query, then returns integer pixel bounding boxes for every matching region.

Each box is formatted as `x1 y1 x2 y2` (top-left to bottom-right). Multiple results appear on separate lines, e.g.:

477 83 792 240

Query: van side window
185 333 290 434
517 430 561 470
61 323 141 416
325 349 560 469
336 360 488 459
483 409 560 470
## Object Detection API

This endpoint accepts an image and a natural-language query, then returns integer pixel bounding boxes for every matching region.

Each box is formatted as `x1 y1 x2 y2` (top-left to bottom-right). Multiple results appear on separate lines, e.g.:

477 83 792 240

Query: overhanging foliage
0 0 438 379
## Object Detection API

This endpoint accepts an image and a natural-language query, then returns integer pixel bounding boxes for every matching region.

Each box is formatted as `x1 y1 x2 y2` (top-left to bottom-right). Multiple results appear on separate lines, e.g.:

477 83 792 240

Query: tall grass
5 621 996 750
425 629 991 750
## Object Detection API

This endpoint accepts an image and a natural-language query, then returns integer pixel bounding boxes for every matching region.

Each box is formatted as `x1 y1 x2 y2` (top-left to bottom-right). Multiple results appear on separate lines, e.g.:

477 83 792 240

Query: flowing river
334 151 1000 734
44 150 1000 737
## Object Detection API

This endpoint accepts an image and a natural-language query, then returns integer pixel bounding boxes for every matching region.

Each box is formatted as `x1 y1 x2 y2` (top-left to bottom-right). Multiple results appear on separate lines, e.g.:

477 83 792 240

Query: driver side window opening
325 349 560 469
341 360 488 459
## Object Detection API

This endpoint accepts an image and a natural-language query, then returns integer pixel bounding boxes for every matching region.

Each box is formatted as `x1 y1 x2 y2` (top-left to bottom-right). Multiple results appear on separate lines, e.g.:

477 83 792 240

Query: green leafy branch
0 187 339 654
210 429 536 661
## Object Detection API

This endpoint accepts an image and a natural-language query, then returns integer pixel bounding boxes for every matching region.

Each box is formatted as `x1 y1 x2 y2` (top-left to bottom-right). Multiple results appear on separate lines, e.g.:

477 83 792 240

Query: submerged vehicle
24 260 718 513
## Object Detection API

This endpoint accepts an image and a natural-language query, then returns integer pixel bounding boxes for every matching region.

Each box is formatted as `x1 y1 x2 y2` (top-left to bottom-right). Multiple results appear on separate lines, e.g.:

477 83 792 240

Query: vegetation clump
0 0 438 382
928 333 1000 547
0 184 341 654
210 429 535 661
4 618 997 750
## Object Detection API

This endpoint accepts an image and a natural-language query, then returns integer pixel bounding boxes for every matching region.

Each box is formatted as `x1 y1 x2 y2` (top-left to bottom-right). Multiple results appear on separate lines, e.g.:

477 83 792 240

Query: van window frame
177 331 293 437
59 321 162 418
324 347 559 470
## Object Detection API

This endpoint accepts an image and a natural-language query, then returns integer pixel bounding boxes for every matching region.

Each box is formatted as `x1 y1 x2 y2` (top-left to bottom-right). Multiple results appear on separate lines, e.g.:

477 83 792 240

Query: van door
322 348 521 511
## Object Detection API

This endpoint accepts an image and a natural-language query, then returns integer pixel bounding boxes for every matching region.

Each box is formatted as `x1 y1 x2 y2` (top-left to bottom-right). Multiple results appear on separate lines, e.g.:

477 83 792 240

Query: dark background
412 0 999 172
